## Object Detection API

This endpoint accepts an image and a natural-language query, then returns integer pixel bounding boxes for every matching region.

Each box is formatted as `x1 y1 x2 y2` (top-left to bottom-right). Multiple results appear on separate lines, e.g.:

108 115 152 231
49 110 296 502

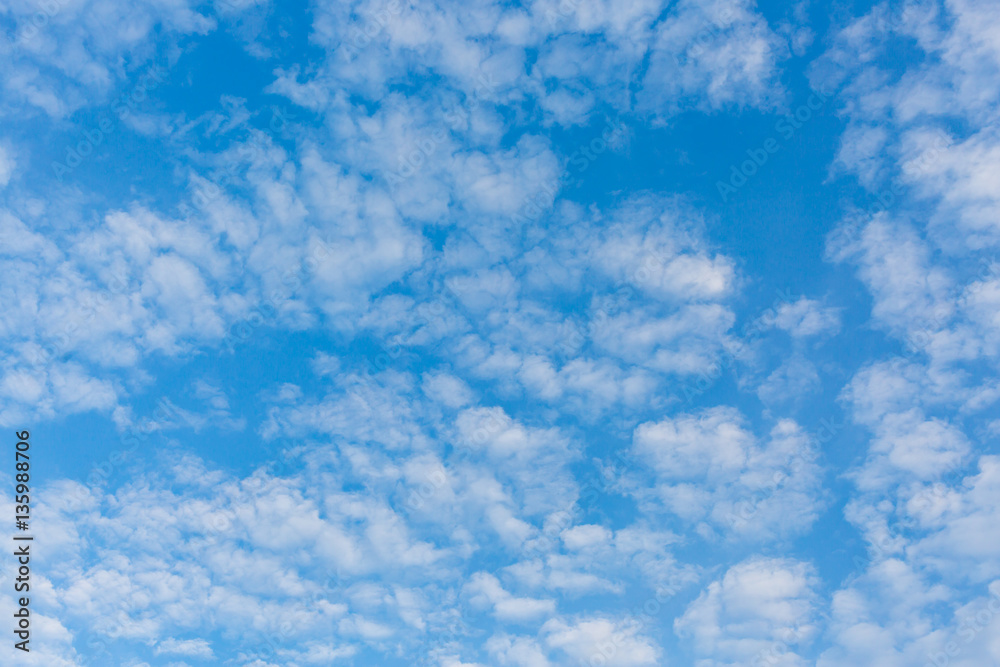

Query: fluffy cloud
675 557 820 666
631 408 824 540
0 0 216 117
542 616 661 666
640 0 789 117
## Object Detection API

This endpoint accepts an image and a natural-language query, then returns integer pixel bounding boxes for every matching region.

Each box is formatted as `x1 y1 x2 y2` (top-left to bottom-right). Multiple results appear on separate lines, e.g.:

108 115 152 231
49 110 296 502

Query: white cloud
756 355 822 405
421 370 476 408
465 572 557 623
907 455 1000 582
829 216 955 338
850 409 970 489
640 0 789 118
0 144 14 187
1 0 215 118
154 637 214 658
816 558 958 667
631 408 824 539
675 557 819 666
561 524 612 550
770 297 841 337
486 633 552 666
542 616 661 666
634 407 751 480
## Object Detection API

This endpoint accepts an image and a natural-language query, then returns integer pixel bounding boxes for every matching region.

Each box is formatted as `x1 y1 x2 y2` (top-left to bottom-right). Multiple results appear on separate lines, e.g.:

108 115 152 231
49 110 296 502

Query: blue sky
1 0 999 665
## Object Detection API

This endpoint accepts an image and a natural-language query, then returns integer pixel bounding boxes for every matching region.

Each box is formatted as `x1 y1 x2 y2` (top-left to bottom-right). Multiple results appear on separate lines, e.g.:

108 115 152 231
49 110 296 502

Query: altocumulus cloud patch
0 0 998 665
